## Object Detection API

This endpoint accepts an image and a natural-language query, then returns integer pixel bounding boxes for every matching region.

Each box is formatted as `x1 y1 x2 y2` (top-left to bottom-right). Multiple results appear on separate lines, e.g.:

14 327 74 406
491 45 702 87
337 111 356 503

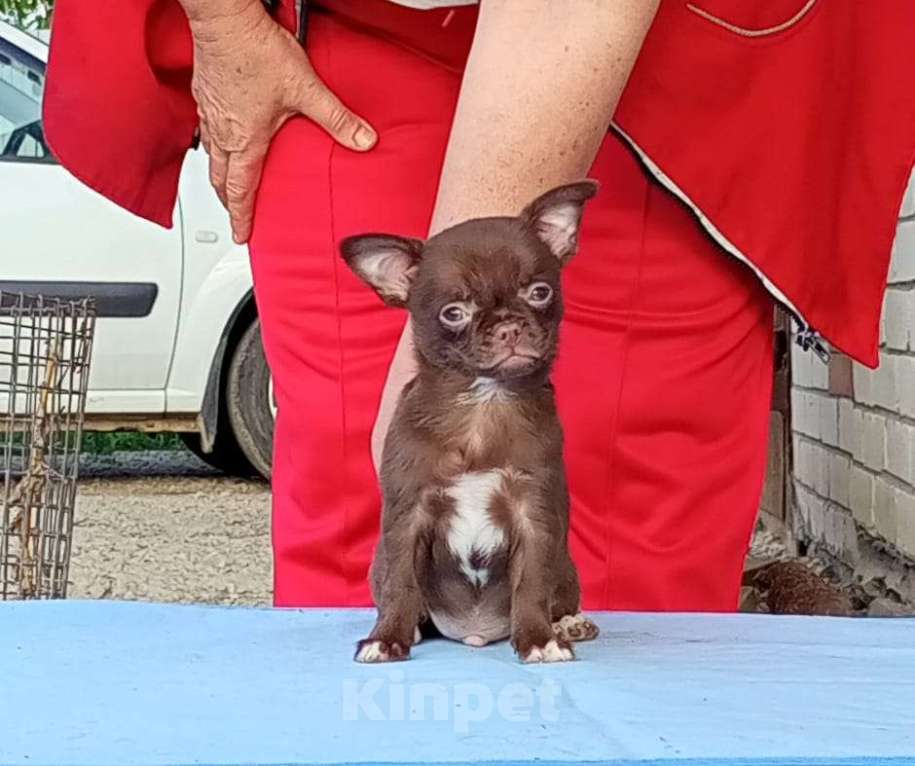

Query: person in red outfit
44 1 915 611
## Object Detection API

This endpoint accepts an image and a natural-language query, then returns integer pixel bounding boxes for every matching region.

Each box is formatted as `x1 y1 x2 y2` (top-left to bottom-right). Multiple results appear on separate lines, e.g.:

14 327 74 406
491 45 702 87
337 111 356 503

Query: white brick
850 465 875 528
795 439 829 497
889 219 915 284
828 506 859 563
897 356 915 419
792 483 809 531
853 363 875 407
797 489 859 561
819 396 839 447
838 398 860 455
828 451 851 508
880 307 887 347
793 438 811 488
874 480 899 542
793 391 823 440
804 392 823 440
911 433 915 489
872 355 898 412
884 289 914 351
901 167 915 218
858 412 886 472
897 488 915 558
810 442 830 498
790 210 915 563
795 484 826 542
791 342 829 389
791 389 812 438
885 419 915 485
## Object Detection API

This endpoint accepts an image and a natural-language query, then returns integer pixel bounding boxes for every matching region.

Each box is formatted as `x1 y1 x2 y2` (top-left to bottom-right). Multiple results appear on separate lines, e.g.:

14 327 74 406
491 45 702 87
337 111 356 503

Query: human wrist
181 0 267 41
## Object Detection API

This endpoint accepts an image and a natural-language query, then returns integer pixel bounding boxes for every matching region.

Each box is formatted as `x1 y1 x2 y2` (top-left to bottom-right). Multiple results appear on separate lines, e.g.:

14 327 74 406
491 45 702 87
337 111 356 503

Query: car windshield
0 35 48 160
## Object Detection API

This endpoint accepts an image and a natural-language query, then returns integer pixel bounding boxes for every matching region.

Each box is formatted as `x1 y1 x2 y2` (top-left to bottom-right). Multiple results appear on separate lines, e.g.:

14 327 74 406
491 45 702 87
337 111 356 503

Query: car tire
179 431 257 478
225 319 275 479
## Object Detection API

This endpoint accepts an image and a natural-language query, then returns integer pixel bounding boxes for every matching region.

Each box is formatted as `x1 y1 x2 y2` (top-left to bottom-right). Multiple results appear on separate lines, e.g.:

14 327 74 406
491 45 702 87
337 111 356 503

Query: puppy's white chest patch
466 376 509 404
445 470 506 586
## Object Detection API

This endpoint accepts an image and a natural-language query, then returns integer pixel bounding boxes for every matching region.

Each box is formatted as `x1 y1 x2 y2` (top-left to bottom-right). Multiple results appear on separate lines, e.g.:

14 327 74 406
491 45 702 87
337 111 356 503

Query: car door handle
195 231 219 244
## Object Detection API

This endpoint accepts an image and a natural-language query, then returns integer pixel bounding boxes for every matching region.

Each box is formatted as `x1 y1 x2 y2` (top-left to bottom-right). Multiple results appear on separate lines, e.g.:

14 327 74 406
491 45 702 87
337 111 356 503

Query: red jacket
43 0 915 366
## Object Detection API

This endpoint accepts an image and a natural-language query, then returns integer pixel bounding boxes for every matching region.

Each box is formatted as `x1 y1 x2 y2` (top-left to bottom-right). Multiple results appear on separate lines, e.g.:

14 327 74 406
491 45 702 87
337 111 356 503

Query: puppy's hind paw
520 638 574 664
552 613 600 643
354 638 410 663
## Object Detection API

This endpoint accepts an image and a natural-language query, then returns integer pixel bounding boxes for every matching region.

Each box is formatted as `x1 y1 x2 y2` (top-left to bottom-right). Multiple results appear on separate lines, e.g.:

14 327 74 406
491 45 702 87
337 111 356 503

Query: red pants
249 7 774 612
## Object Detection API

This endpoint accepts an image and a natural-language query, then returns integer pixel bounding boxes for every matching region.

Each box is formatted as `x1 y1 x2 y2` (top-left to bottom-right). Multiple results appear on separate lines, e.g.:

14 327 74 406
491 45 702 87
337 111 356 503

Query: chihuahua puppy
342 181 600 664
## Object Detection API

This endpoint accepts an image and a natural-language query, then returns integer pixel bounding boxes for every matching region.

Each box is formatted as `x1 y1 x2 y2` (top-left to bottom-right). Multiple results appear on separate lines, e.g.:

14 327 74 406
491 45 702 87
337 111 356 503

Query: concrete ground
70 451 272 605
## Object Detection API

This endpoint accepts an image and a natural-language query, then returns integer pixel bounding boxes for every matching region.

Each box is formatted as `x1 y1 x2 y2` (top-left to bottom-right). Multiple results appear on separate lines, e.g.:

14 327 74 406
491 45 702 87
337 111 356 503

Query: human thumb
297 72 377 151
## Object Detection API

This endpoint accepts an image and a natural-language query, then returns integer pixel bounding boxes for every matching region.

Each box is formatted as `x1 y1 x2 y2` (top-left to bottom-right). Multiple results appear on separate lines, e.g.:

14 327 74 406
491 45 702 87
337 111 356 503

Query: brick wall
790 170 915 591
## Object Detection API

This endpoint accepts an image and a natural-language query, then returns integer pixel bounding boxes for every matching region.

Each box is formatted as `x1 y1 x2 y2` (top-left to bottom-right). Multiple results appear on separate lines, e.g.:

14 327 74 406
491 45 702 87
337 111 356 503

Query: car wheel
179 431 257 478
179 428 259 479
226 319 274 479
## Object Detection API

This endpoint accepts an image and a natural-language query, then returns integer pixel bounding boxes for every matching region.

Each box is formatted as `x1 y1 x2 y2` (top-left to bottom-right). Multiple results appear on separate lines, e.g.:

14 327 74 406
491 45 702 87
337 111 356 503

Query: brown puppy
342 181 600 664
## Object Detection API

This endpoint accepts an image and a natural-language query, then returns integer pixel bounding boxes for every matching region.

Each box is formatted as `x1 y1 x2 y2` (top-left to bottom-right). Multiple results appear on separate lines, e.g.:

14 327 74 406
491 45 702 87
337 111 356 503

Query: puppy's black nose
494 321 522 345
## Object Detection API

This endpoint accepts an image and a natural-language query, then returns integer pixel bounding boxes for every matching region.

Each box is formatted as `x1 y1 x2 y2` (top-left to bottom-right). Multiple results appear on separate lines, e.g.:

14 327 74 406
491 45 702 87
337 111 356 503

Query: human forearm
429 0 659 234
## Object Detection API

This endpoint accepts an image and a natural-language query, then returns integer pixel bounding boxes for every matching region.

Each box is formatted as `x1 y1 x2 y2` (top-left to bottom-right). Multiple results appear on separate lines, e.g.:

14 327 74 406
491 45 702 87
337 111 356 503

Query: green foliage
81 432 185 455
0 0 53 31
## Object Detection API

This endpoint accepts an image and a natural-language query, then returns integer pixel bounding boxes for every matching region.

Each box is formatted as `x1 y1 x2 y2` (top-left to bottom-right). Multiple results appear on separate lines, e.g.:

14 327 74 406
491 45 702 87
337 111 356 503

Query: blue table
1 601 914 766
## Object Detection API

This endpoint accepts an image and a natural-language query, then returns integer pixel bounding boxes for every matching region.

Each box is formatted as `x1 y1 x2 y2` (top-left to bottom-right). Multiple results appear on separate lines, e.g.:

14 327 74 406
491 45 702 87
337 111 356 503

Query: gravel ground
64 449 788 610
63 449 911 614
69 450 272 605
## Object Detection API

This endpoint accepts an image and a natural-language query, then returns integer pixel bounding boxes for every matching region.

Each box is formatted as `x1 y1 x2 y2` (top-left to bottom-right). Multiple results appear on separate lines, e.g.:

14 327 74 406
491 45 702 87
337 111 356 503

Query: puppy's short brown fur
342 181 599 663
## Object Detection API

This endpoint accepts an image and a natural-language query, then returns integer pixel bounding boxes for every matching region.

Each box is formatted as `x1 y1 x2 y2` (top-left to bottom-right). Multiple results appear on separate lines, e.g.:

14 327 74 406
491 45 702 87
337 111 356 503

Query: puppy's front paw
552 613 599 643
520 638 574 664
354 638 410 663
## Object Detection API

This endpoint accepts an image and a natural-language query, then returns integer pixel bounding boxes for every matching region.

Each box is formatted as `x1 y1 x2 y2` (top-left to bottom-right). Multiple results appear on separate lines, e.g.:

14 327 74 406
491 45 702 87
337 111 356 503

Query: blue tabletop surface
0 601 914 766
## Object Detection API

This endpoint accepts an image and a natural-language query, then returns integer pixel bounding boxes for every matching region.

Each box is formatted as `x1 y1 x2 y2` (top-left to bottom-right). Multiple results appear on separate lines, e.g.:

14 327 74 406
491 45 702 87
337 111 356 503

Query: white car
0 19 274 478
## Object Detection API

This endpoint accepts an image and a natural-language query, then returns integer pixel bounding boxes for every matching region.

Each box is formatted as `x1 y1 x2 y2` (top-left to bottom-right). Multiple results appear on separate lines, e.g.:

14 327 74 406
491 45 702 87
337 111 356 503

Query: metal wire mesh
0 292 95 600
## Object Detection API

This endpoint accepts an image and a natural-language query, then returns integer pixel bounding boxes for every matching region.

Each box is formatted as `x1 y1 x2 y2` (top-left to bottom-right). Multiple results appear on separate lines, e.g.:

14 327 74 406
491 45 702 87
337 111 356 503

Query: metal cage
0 292 95 600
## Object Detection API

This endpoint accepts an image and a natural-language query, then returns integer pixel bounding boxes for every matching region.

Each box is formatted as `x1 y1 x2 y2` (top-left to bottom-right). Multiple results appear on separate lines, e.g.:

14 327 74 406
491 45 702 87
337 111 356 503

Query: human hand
188 2 377 243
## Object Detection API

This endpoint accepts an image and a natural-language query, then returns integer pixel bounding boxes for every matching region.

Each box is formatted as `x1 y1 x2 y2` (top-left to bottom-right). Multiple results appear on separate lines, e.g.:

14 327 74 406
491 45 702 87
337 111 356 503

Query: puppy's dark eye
525 282 554 307
439 303 471 329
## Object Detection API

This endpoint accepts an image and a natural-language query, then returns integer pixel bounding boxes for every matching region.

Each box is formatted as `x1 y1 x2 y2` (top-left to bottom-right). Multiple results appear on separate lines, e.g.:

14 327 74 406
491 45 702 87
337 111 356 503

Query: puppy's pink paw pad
463 635 488 647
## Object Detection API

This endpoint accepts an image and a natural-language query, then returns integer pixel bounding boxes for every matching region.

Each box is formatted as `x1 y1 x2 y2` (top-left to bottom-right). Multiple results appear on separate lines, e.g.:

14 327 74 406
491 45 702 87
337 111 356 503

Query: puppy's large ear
340 234 424 307
521 180 599 264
